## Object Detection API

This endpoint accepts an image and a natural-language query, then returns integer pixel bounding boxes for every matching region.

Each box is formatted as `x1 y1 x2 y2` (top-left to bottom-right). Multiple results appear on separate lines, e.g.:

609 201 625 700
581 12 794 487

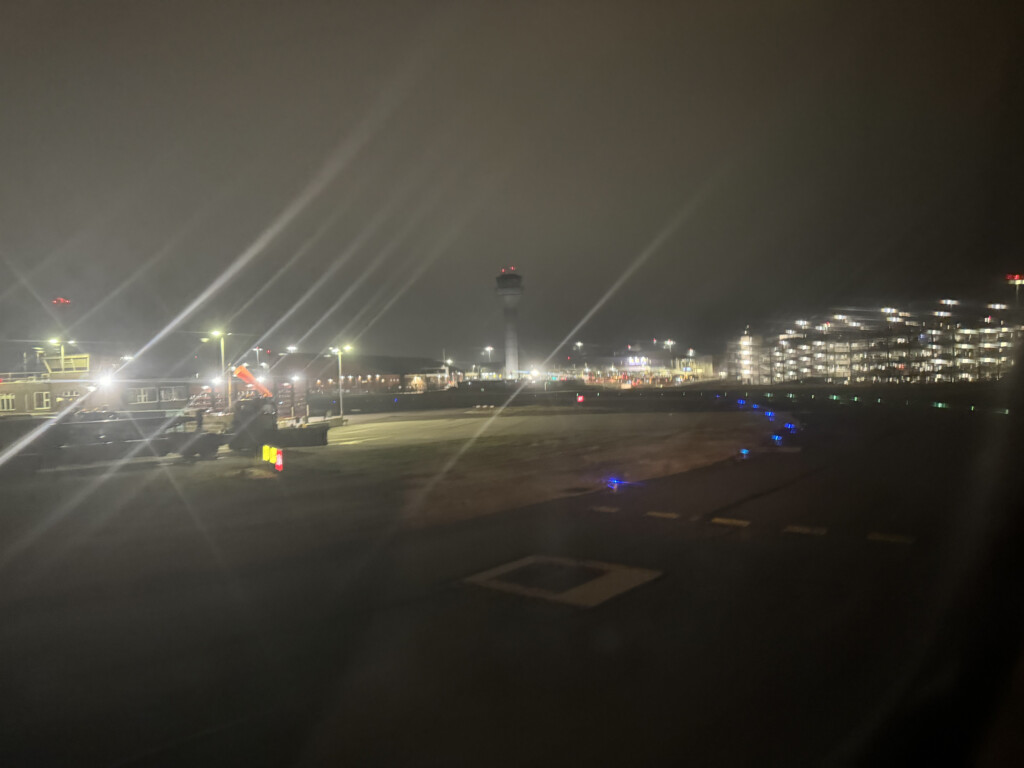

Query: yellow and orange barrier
262 444 283 471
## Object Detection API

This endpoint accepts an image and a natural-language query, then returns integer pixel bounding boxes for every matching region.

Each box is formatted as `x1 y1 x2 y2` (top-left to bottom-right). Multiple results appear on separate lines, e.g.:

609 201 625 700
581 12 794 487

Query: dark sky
1 0 1021 367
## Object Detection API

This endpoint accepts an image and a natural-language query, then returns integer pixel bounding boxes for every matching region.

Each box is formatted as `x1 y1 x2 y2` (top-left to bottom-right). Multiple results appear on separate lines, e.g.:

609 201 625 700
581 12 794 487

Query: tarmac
1 401 1021 766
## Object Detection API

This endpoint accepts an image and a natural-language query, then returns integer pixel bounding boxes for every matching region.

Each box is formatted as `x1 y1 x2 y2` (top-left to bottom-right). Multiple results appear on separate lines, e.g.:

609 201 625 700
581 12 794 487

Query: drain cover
465 555 661 608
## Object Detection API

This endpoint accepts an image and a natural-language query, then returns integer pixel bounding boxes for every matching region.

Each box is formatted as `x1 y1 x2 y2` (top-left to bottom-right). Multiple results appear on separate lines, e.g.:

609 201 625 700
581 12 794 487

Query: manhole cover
465 555 661 608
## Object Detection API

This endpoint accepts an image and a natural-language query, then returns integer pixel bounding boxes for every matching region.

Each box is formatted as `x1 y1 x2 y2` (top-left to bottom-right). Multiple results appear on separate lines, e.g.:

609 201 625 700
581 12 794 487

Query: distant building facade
0 351 196 416
724 300 1022 385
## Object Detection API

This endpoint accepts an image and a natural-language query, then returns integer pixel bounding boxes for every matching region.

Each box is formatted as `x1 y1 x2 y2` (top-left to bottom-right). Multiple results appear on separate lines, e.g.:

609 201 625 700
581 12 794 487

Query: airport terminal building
0 349 457 418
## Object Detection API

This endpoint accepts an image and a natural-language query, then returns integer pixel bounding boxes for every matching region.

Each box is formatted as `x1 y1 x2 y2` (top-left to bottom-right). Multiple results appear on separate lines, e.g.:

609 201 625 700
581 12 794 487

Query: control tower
495 267 524 379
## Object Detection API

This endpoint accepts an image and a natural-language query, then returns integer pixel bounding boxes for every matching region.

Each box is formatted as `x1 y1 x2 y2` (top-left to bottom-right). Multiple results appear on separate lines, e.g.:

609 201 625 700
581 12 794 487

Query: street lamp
1007 273 1024 308
330 344 353 418
484 345 493 362
202 331 231 410
46 338 76 372
48 338 65 371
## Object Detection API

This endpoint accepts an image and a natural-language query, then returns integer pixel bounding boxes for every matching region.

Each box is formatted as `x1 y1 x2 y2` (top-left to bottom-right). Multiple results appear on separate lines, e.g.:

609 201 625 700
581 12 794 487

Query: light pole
253 346 262 367
1008 273 1024 308
47 338 77 372
331 344 352 418
47 338 65 372
202 331 230 410
484 345 493 362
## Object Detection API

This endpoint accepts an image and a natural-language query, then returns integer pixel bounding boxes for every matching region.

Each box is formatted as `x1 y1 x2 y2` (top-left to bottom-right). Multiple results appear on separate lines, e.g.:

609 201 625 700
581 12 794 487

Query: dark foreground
2 403 1022 766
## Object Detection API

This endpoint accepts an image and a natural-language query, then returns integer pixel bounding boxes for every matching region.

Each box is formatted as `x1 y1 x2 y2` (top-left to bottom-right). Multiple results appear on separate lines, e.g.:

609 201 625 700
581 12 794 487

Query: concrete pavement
0 405 1018 766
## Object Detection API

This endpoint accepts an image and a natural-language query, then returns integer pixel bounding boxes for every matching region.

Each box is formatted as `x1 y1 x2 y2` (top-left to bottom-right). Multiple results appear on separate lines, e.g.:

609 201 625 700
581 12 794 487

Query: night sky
1 1 1021 367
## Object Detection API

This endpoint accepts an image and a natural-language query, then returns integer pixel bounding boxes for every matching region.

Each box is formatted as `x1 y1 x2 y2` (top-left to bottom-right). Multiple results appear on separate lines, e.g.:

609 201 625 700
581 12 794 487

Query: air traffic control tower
495 267 523 379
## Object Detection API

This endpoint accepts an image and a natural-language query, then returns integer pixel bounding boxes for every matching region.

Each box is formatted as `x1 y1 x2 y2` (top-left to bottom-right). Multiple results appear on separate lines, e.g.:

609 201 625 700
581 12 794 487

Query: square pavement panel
465 555 661 608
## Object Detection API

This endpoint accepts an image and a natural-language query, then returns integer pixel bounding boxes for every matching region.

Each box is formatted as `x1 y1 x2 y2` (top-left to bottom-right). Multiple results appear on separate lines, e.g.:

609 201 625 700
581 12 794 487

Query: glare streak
124 61 419 370
407 196 708 515
294 219 412 349
0 410 188 567
348 192 488 343
2 258 65 335
536 207 694 372
255 132 469 350
227 203 349 328
295 158 469 349
69 185 240 334
252 185 410 350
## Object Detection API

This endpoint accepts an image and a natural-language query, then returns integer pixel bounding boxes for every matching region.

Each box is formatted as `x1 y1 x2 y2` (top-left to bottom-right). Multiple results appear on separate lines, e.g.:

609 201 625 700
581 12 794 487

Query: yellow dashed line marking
645 511 680 520
867 532 915 545
591 506 619 514
711 517 750 528
783 525 827 536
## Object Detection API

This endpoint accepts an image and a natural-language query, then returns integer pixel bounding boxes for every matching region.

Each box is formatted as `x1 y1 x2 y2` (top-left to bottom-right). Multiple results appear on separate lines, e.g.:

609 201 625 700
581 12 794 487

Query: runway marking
867 532 916 545
465 555 661 608
645 511 680 519
710 517 750 528
783 525 827 536
591 506 619 514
